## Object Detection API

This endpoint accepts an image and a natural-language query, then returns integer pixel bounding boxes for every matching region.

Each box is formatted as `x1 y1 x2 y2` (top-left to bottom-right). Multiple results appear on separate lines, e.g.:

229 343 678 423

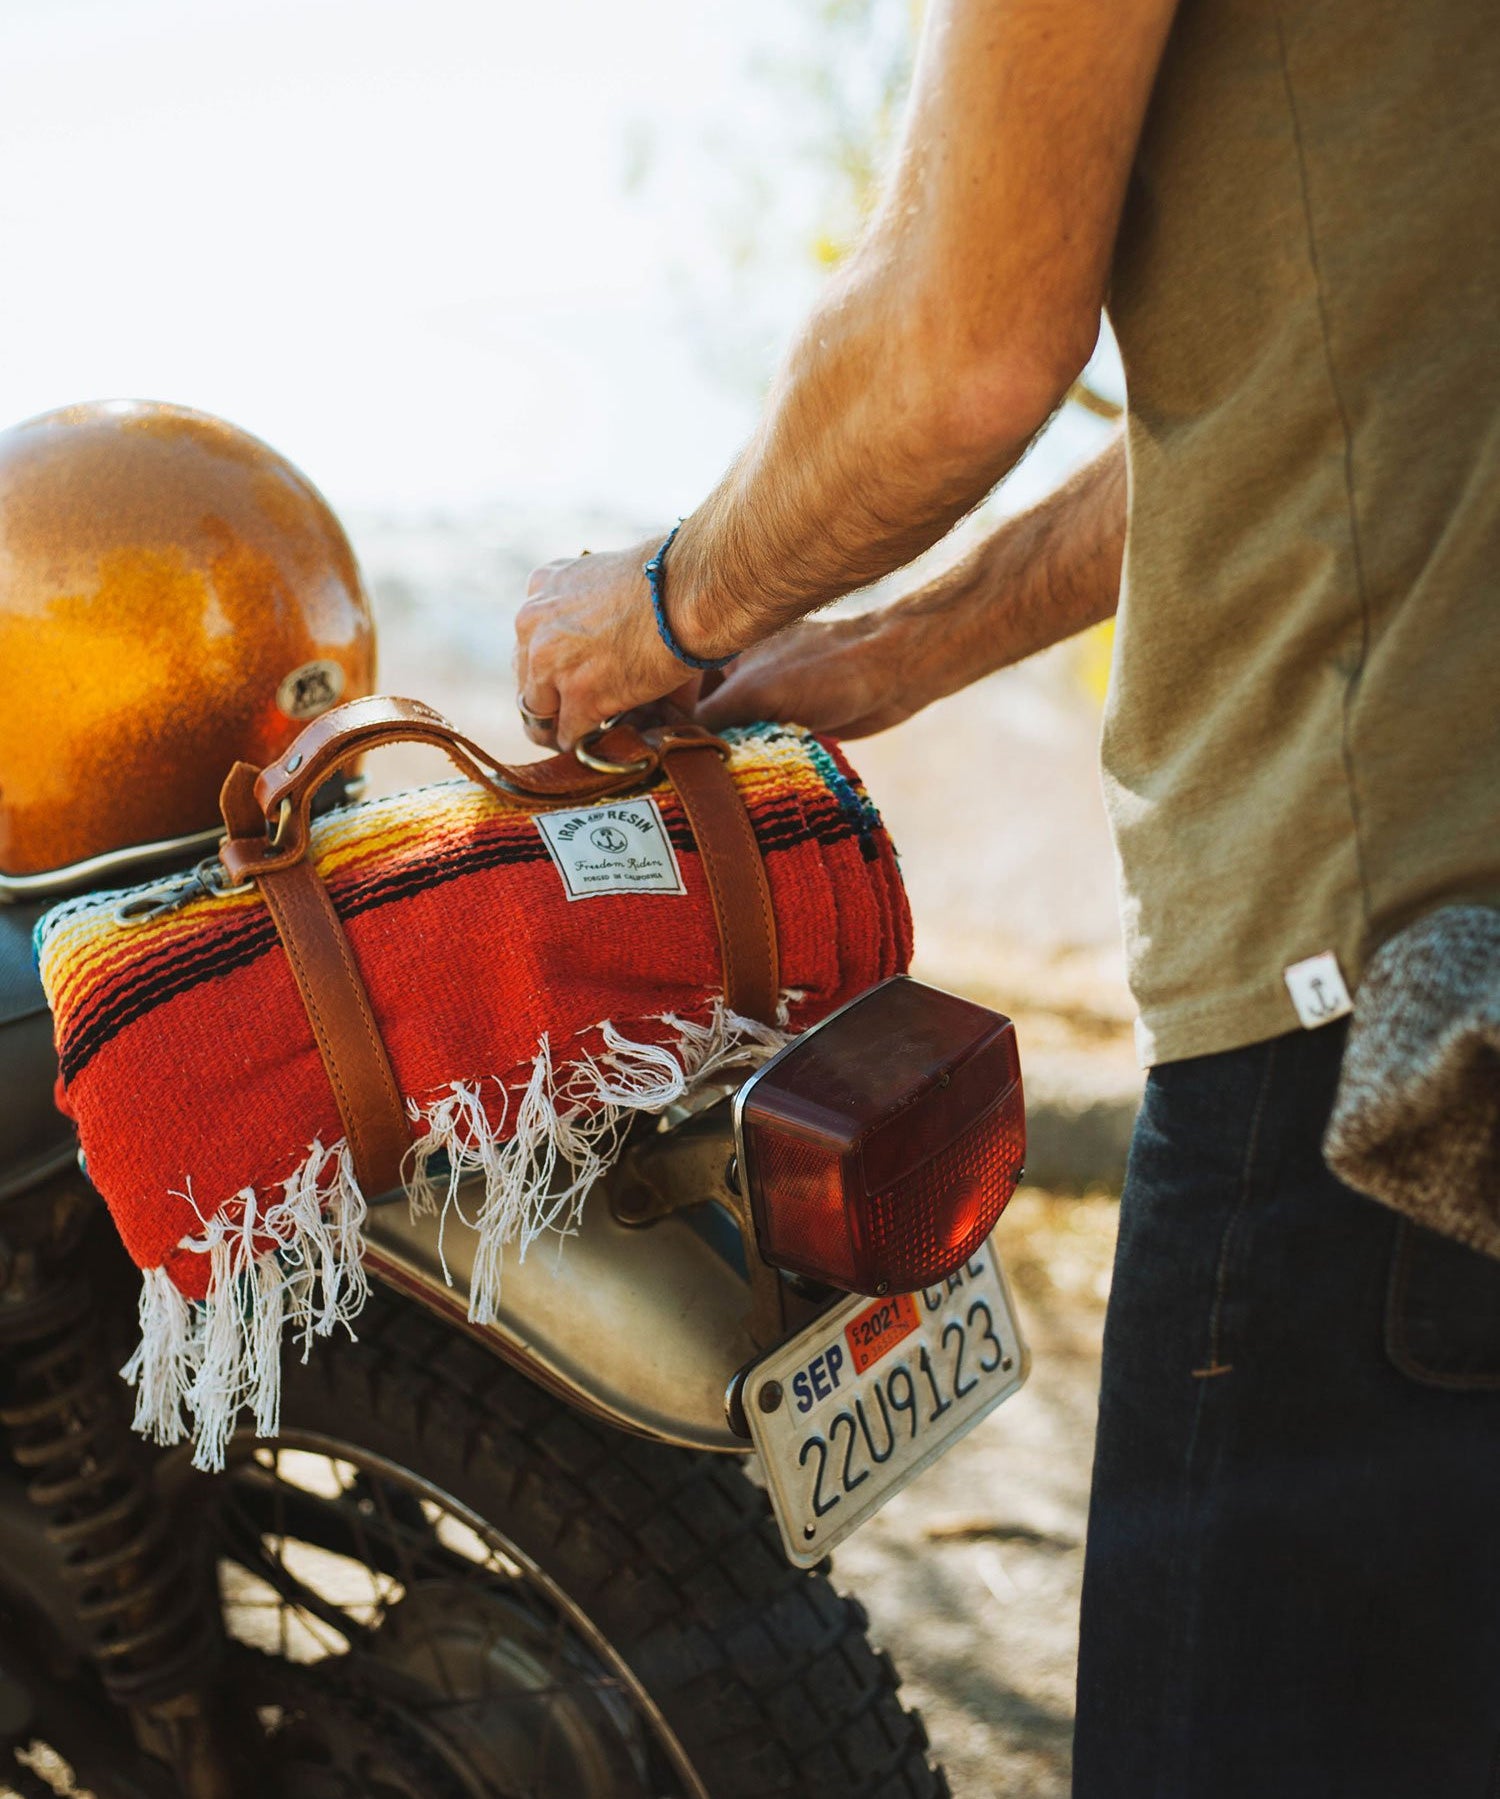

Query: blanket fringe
125 1003 786 1470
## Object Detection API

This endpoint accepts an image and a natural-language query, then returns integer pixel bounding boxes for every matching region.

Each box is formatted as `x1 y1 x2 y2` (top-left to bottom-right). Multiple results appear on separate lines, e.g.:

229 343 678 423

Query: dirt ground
837 1189 1118 1799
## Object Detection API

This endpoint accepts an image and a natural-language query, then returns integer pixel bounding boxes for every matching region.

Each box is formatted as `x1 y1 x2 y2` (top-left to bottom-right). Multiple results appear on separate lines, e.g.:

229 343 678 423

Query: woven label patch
534 797 687 901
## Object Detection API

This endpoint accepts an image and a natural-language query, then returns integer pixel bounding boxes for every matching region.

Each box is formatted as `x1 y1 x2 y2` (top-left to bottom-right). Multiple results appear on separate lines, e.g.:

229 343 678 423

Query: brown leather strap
220 762 410 1198
657 732 780 1025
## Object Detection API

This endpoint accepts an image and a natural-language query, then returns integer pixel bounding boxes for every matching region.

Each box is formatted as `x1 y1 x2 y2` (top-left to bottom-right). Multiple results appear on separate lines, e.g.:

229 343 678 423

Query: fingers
518 702 560 749
515 540 703 749
696 657 786 731
516 675 562 749
699 677 890 739
695 624 895 738
556 694 600 754
666 673 704 718
518 598 609 751
694 675 753 731
512 600 561 746
525 626 609 751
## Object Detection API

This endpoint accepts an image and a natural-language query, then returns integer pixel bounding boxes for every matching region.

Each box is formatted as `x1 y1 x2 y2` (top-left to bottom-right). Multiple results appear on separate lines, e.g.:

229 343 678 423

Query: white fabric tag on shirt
1283 951 1354 1030
535 797 687 902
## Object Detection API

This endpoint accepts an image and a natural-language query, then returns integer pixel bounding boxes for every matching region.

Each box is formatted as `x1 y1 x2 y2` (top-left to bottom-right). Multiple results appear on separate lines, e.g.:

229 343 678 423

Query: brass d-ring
268 798 295 849
574 719 654 778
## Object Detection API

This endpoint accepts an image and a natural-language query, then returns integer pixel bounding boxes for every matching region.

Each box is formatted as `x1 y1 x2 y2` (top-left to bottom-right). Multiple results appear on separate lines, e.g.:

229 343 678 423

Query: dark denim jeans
1074 1022 1500 1799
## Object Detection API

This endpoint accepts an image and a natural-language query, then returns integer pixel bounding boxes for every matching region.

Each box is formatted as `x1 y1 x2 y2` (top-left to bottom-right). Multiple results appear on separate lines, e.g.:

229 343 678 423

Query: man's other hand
696 613 923 740
515 540 700 749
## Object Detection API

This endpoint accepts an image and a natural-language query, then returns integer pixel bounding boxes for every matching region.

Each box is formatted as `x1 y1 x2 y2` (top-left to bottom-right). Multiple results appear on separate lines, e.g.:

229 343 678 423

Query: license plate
744 1234 1028 1568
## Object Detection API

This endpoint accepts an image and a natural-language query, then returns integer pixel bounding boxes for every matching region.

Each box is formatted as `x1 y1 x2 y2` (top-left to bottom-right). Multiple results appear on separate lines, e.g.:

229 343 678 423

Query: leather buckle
574 720 656 778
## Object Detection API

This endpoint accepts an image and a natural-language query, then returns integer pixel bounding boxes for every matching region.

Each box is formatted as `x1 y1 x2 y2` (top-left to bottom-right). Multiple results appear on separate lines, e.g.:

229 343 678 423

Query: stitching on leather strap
262 882 348 1123
256 859 409 1198
664 743 780 1025
712 758 779 1018
697 816 743 1005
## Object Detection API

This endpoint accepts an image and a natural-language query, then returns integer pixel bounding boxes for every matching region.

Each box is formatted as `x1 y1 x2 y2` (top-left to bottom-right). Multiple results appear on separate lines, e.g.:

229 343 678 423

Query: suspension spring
0 1274 215 1708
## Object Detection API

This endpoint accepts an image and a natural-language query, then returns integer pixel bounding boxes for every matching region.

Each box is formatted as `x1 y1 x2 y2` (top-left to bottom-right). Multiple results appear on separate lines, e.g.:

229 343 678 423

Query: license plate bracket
744 1234 1029 1568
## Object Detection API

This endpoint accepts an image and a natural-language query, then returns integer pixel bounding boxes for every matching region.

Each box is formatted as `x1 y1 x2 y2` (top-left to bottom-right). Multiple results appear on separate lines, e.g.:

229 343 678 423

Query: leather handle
220 695 663 882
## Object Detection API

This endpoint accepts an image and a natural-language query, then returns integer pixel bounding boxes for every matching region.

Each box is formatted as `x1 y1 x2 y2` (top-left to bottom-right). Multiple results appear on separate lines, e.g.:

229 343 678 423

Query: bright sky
0 0 800 515
0 0 1117 522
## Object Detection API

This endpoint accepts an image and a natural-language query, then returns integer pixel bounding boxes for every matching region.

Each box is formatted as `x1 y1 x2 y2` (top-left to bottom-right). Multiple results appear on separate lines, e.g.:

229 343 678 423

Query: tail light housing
733 976 1025 1295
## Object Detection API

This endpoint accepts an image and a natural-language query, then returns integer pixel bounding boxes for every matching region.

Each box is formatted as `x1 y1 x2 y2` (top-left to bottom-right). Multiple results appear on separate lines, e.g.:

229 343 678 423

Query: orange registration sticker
844 1291 921 1375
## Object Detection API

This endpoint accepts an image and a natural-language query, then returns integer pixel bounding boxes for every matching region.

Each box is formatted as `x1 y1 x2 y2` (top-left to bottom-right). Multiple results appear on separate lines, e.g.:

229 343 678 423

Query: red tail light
733 977 1025 1295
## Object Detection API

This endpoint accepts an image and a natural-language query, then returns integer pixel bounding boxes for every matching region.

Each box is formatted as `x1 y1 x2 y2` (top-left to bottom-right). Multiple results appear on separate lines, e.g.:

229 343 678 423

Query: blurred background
2 5 1138 1790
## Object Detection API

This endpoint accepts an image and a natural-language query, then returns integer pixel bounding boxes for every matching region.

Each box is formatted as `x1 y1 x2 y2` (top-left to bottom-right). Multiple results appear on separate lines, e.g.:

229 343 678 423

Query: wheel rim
214 1431 711 1799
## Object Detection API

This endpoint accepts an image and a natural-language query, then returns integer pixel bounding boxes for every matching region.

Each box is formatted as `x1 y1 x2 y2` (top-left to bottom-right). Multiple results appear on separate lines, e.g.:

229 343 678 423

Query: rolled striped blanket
36 722 911 1465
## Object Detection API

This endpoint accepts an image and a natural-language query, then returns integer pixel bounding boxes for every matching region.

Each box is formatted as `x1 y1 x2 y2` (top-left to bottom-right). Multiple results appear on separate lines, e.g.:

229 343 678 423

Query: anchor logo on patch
1283 951 1354 1030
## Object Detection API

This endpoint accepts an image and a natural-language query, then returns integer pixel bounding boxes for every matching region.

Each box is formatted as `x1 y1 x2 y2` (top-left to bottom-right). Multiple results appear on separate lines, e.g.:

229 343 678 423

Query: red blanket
38 722 910 1465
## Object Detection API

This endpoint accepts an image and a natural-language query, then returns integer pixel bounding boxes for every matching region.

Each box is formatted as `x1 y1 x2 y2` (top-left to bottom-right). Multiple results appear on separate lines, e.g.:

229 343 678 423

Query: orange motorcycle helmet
0 400 375 892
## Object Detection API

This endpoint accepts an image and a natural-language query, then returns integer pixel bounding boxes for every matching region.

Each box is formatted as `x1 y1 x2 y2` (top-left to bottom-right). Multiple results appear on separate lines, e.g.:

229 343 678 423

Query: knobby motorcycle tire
275 1282 951 1799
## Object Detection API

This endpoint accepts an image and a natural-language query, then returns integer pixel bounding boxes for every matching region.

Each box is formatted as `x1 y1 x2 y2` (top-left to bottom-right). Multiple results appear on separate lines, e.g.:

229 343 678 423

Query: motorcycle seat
0 900 76 1200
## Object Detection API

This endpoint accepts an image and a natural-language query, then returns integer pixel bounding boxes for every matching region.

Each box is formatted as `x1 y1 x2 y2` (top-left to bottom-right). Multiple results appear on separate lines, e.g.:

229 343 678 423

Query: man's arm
697 430 1126 737
516 0 1175 747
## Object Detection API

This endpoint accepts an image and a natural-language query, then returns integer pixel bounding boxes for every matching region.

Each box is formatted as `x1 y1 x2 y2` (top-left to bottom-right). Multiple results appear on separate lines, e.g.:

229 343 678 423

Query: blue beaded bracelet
644 523 735 671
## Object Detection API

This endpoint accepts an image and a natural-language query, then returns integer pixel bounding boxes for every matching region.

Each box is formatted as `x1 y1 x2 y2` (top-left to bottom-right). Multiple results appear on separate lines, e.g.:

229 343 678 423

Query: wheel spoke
205 1433 696 1798
218 1487 376 1656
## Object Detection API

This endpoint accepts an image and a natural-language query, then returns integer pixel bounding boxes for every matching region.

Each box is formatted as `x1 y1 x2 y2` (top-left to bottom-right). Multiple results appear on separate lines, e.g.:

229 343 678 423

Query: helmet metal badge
0 400 375 896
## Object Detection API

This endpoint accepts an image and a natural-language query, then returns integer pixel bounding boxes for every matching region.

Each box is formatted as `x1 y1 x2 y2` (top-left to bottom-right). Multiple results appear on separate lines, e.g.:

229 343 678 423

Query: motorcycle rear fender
363 1112 760 1454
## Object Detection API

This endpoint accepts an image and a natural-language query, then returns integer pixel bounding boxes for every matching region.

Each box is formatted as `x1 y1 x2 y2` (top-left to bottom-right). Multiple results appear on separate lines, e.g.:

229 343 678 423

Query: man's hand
514 540 701 748
696 613 925 740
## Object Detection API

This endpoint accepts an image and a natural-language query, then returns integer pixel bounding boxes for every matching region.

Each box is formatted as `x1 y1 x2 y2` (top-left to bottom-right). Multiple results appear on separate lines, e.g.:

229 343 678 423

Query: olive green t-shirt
1103 0 1500 1065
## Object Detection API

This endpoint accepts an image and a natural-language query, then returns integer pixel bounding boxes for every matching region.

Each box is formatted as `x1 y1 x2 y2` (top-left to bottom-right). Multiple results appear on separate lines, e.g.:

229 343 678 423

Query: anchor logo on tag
1305 976 1340 1020
1283 952 1354 1030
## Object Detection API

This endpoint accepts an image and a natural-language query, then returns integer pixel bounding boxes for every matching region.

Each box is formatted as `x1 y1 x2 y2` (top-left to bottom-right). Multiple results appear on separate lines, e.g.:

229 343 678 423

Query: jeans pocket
1386 1218 1500 1388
